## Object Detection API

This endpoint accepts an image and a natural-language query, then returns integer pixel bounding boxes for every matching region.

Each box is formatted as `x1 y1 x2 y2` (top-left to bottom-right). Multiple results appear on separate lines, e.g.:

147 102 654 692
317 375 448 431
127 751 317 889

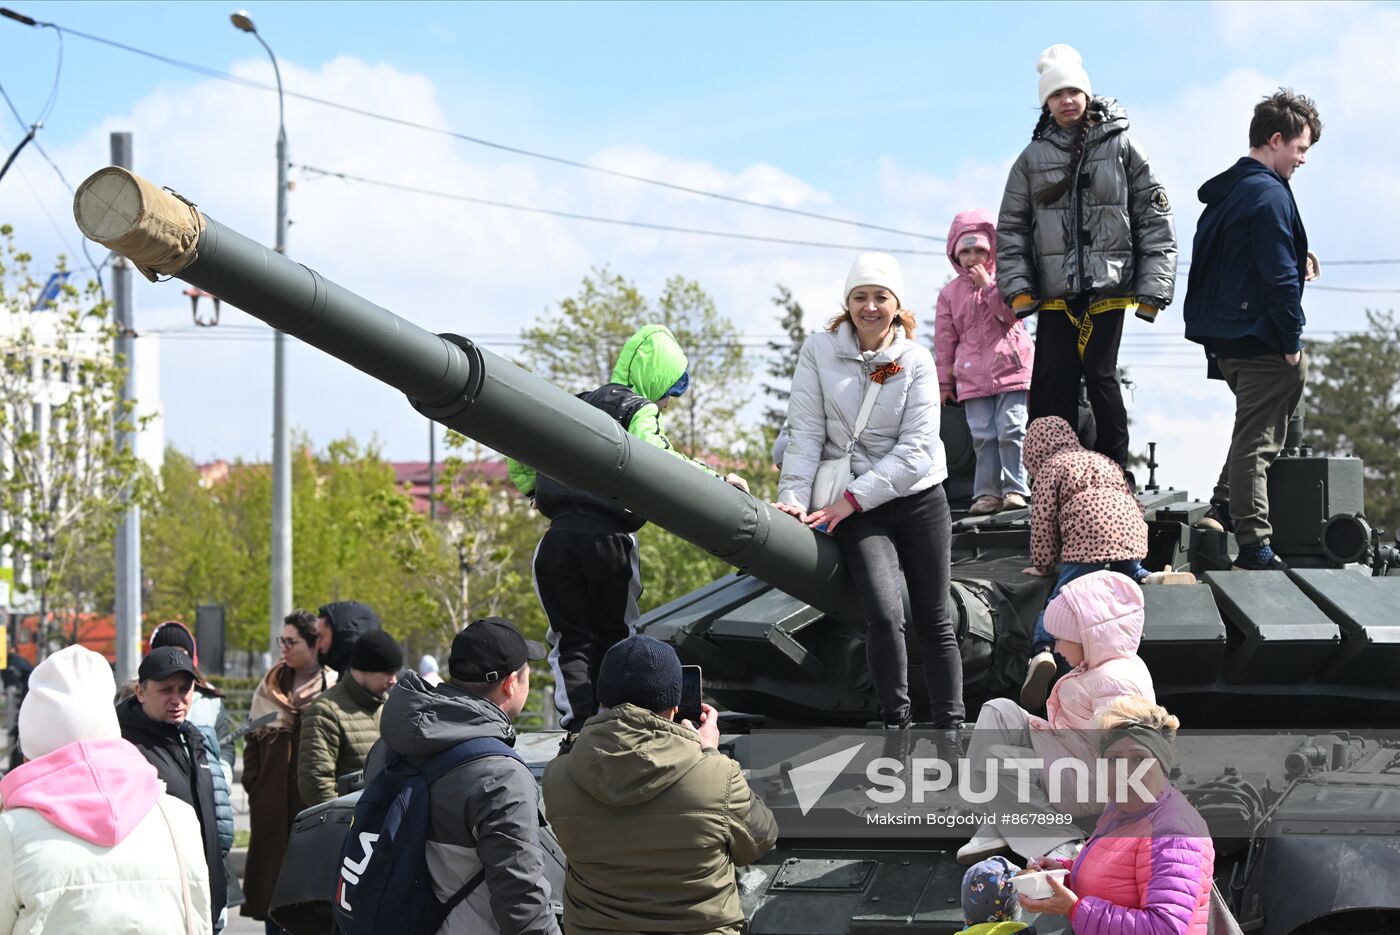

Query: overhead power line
7 9 1400 281
297 163 943 256
1 8 940 242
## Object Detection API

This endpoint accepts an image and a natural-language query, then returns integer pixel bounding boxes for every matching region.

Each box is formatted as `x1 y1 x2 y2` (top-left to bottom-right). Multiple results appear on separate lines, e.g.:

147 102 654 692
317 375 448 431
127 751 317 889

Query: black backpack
332 736 523 935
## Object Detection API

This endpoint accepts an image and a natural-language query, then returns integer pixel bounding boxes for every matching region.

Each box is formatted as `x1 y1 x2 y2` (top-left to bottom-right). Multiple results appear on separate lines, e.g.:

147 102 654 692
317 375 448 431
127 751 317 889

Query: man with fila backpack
508 324 749 734
337 617 562 935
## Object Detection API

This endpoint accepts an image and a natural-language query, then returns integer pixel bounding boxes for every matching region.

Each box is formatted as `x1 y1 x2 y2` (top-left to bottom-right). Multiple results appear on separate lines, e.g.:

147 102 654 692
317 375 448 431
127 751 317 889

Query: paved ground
224 755 265 934
224 911 266 934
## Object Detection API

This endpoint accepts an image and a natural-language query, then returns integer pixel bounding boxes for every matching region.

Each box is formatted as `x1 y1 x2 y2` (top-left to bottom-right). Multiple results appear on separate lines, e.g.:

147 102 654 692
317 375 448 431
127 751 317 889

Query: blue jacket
1183 157 1308 354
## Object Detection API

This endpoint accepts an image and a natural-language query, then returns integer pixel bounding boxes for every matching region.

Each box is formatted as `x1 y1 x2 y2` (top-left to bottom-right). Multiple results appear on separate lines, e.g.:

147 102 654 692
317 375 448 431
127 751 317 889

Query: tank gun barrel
73 167 861 622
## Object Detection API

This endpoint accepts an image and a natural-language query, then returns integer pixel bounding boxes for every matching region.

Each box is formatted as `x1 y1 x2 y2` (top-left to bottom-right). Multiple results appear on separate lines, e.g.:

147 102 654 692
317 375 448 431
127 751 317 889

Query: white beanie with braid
1037 44 1092 106
844 252 905 309
18 644 121 760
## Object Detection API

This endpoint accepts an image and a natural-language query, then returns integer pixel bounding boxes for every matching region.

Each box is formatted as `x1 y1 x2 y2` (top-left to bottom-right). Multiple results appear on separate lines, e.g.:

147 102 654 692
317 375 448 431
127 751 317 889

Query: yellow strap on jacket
1041 297 1138 360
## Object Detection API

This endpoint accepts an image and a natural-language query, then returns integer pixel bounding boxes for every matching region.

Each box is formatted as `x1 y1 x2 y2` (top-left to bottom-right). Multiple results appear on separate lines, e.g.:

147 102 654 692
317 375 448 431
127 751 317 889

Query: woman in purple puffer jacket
1018 696 1214 934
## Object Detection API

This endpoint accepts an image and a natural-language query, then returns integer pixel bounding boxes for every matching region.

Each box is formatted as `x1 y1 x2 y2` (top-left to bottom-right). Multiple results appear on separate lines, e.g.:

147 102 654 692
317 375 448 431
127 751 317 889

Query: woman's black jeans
835 483 964 728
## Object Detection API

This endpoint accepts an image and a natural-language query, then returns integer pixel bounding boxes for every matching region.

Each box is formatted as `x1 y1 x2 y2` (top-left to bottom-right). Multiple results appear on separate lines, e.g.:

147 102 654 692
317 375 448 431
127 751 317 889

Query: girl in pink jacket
959 570 1155 867
935 210 1035 516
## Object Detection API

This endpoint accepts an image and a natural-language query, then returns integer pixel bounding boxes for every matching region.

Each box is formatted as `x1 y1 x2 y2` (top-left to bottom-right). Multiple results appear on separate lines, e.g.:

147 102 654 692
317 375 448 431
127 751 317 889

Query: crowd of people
0 41 1321 935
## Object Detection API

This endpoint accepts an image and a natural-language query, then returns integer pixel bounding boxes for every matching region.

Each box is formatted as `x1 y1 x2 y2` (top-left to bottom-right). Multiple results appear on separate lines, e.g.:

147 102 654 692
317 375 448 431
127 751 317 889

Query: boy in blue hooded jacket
1183 89 1321 571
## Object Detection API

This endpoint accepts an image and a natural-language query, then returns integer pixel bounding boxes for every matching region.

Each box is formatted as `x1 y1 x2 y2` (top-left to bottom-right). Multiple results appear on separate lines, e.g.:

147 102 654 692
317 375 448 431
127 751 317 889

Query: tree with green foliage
653 275 752 456
762 284 807 434
517 268 645 392
143 449 255 642
1305 309 1400 534
390 434 546 645
143 436 547 668
516 266 751 457
0 226 151 652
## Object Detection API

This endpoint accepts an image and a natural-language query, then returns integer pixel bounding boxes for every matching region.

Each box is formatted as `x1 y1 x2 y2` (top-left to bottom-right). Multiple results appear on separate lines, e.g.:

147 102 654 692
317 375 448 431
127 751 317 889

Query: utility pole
269 110 291 658
233 11 292 657
111 131 141 686
428 421 436 521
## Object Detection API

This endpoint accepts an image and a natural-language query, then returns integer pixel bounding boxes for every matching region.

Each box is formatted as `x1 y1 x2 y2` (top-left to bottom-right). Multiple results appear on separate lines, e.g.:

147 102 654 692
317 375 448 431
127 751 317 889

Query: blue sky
3 1 1398 497
3 1 1312 199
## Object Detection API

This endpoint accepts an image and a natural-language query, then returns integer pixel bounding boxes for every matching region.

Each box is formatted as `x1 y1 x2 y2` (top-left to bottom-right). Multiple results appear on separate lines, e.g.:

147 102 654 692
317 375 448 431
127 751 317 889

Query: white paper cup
1011 869 1068 900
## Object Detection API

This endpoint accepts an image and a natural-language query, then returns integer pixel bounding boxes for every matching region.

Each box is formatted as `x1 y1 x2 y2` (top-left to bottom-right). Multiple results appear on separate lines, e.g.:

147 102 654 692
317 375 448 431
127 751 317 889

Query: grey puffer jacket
188 689 235 855
996 97 1177 308
377 672 563 935
777 322 947 513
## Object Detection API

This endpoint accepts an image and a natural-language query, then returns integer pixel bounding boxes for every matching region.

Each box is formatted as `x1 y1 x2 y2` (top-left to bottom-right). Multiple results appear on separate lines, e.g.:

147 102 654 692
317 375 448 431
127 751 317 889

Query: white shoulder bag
155 796 201 935
809 376 882 510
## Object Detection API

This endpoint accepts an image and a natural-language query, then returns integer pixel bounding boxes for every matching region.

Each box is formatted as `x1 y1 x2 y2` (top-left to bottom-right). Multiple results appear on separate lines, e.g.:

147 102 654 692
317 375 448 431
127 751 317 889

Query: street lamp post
231 10 291 660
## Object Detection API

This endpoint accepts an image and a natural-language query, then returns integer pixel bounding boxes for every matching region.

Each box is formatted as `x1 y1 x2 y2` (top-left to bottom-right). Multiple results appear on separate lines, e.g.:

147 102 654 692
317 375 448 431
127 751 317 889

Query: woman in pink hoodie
959 570 1155 867
0 645 212 934
934 210 1034 515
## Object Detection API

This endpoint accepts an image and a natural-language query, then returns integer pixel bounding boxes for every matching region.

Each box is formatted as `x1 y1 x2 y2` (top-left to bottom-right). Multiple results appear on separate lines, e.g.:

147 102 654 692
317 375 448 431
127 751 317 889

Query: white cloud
5 7 1396 515
1212 0 1366 49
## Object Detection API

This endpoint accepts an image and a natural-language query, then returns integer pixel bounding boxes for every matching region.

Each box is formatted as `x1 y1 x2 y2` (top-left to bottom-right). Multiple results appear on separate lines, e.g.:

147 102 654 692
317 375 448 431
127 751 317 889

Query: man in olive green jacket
542 635 777 935
296 630 402 805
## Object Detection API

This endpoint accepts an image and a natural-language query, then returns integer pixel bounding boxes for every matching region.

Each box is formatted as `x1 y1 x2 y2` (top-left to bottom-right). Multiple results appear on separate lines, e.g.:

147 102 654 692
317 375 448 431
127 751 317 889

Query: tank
75 167 1400 934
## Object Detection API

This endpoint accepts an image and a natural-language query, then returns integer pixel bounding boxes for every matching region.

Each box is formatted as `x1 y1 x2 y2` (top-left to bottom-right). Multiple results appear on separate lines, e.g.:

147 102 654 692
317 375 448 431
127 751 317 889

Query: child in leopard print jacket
1019 416 1191 708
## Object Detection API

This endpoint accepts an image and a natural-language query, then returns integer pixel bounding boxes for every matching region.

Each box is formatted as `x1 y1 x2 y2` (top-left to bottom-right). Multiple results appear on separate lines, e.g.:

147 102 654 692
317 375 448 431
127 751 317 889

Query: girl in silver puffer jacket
996 44 1176 471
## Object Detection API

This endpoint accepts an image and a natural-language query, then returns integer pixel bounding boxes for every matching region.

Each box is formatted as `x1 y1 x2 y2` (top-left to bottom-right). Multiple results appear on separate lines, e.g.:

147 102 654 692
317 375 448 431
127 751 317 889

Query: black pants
835 484 964 728
533 528 642 731
1029 303 1130 466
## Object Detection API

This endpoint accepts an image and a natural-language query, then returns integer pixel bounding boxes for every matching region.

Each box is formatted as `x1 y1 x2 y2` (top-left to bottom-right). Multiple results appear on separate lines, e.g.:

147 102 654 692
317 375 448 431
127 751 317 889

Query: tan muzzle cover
73 167 205 283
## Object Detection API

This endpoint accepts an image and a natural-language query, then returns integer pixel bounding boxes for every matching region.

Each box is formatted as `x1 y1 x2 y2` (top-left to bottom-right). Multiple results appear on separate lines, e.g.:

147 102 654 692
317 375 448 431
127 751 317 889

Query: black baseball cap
138 647 197 683
449 617 546 684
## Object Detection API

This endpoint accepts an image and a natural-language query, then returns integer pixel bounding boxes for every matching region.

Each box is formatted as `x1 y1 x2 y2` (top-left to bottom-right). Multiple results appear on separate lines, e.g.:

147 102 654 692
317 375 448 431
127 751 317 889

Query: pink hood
1035 571 1155 735
0 737 161 847
932 210 1032 400
945 209 997 277
1043 570 1145 665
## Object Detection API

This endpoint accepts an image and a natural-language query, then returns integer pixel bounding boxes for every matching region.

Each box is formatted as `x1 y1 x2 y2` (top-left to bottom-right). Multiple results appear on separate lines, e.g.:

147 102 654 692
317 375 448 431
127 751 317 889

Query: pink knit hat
956 232 991 255
1043 570 1145 645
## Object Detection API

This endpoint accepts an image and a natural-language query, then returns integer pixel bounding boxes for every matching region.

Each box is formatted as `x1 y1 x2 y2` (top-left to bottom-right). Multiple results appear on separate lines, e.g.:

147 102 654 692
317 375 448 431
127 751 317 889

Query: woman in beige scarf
240 610 337 930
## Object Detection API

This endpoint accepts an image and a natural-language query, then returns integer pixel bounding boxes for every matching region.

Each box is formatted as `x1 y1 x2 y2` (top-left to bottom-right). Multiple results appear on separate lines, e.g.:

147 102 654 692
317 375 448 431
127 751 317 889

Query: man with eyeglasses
506 324 749 734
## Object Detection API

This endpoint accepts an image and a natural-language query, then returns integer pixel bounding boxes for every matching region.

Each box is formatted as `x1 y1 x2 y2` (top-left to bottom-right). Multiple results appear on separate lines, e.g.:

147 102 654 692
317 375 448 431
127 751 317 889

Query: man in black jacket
314 600 383 676
1184 89 1322 571
118 647 227 929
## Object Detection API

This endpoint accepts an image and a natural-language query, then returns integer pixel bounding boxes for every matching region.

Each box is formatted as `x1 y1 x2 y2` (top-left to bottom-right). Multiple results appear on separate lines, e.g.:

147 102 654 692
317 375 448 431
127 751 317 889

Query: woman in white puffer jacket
0 646 212 935
775 253 962 743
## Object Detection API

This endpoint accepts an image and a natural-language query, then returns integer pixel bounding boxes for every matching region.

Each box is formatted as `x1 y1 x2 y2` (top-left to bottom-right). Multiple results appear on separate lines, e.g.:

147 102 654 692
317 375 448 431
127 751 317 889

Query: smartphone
678 665 703 725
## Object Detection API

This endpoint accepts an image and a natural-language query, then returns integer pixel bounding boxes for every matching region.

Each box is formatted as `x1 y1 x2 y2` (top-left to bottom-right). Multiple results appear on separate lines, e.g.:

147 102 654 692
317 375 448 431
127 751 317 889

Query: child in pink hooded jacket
0 646 212 934
959 571 1155 868
935 210 1035 515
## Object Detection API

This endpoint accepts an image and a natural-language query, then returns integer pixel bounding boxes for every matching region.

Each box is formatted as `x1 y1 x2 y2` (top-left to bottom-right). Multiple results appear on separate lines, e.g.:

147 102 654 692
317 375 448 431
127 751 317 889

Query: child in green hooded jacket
507 324 747 732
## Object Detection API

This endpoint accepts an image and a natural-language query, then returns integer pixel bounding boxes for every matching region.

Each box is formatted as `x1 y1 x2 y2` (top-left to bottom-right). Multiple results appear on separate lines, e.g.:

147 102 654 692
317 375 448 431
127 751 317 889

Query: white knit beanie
18 645 121 759
844 252 905 309
1037 44 1092 106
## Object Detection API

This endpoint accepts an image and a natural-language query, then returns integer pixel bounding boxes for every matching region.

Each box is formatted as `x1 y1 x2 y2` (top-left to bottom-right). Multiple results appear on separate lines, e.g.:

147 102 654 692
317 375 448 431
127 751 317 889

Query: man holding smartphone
543 635 777 935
